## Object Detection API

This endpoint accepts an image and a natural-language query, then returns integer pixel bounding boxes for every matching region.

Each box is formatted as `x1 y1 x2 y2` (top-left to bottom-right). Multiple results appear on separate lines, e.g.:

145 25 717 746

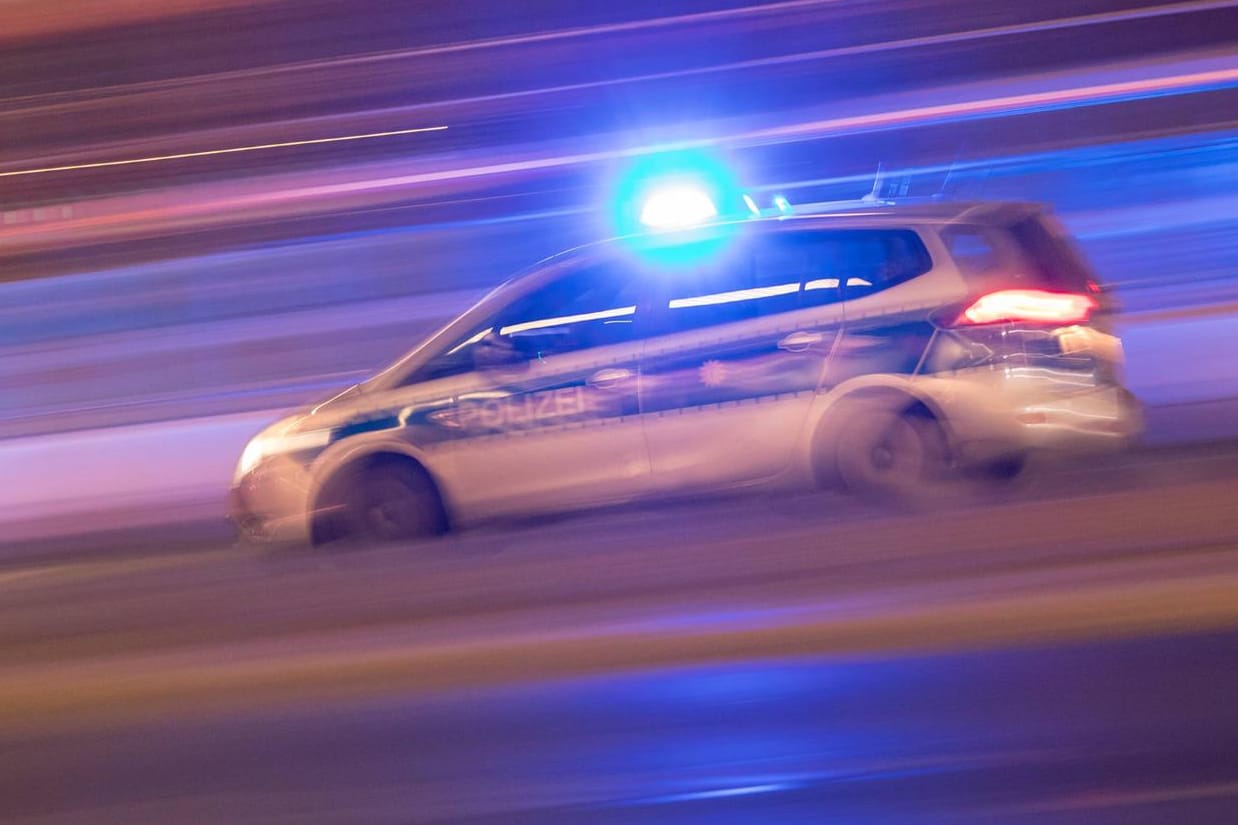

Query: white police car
230 198 1141 545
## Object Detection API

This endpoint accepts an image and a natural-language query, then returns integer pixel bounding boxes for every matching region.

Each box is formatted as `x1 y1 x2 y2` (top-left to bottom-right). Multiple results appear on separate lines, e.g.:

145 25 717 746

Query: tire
833 403 957 507
313 458 447 547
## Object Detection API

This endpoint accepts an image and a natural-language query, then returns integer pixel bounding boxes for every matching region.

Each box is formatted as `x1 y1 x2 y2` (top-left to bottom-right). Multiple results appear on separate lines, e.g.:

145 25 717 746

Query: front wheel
313 459 448 547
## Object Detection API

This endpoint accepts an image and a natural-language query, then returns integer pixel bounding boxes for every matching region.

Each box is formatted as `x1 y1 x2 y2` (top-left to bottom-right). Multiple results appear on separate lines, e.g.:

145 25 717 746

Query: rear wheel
313 458 447 547
834 404 958 506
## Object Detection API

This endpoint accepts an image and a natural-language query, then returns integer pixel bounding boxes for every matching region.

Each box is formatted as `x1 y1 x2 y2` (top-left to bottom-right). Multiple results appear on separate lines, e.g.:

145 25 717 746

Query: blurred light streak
0 0 282 41
252 59 1229 207
763 133 1238 196
0 126 448 178
602 0 1238 87
0 0 845 109
350 0 1238 116
746 64 1238 143
183 64 1238 196
7 0 1227 128
11 57 1225 241
641 782 795 804
256 0 845 66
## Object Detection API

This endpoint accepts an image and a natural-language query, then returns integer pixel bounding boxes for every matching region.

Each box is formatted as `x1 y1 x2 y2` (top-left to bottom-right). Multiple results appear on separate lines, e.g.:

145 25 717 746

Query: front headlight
234 426 332 481
237 437 271 480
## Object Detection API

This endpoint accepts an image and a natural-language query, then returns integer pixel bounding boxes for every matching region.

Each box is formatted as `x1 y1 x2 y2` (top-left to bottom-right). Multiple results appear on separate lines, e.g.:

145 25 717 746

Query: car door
638 230 846 490
827 228 940 384
433 256 654 520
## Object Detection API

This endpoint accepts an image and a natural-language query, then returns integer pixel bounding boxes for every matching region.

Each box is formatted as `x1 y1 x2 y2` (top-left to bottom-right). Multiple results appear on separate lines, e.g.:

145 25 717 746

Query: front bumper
228 459 313 545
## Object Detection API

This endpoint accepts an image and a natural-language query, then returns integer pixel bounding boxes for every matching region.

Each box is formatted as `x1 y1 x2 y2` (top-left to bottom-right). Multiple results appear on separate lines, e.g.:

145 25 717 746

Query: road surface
2 439 1237 823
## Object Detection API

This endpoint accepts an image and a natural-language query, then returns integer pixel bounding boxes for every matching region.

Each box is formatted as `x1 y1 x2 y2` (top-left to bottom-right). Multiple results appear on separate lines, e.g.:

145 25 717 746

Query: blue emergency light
605 151 799 266
639 184 719 230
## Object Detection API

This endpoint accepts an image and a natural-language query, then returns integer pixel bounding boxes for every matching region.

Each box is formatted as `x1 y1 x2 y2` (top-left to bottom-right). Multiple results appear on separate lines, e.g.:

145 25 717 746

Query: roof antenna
861 162 885 202
938 143 966 199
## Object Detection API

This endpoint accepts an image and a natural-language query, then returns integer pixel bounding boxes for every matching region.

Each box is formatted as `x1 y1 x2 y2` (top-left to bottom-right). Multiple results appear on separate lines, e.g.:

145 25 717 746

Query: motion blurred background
1 2 1237 823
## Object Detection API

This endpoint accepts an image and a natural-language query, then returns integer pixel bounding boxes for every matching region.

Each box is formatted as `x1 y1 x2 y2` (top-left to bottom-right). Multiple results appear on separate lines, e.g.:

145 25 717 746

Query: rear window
1007 216 1095 292
944 217 1095 293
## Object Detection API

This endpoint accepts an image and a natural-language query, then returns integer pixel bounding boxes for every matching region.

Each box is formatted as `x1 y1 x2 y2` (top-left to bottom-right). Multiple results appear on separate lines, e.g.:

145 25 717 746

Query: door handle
587 368 633 389
778 331 825 352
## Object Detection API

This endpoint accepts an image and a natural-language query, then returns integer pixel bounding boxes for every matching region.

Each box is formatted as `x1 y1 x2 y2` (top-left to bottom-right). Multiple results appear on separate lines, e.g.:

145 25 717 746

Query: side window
494 263 643 358
746 229 930 307
659 233 851 334
662 256 800 333
655 229 933 333
753 233 846 309
414 261 644 382
835 229 932 300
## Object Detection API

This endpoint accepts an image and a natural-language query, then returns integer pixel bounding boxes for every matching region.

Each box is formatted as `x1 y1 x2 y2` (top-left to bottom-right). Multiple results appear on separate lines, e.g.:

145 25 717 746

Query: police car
230 197 1141 546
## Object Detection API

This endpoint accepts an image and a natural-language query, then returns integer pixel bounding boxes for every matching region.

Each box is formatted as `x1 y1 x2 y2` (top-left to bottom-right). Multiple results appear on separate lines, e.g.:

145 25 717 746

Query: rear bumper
932 375 1143 465
1007 385 1143 453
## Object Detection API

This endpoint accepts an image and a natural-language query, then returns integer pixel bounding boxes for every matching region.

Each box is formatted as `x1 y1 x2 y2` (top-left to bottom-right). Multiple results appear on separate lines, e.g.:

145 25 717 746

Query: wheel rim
871 442 895 470
359 469 430 542
836 408 951 500
869 417 927 480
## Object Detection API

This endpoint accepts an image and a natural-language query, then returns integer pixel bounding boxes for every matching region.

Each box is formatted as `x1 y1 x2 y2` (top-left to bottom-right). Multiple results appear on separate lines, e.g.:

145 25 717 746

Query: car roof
527 199 1046 276
785 198 1046 224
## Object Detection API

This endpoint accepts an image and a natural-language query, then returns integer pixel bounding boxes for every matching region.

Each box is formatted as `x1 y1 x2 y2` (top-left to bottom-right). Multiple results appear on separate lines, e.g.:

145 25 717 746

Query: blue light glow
607 150 743 236
606 150 747 267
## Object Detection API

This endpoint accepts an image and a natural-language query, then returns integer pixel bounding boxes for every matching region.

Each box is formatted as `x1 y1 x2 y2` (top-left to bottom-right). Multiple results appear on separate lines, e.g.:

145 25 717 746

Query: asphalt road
2 439 1237 823
4 633 1237 825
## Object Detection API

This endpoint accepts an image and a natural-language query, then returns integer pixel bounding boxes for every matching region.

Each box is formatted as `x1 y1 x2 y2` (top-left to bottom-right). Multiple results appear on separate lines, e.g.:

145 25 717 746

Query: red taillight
959 289 1097 326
